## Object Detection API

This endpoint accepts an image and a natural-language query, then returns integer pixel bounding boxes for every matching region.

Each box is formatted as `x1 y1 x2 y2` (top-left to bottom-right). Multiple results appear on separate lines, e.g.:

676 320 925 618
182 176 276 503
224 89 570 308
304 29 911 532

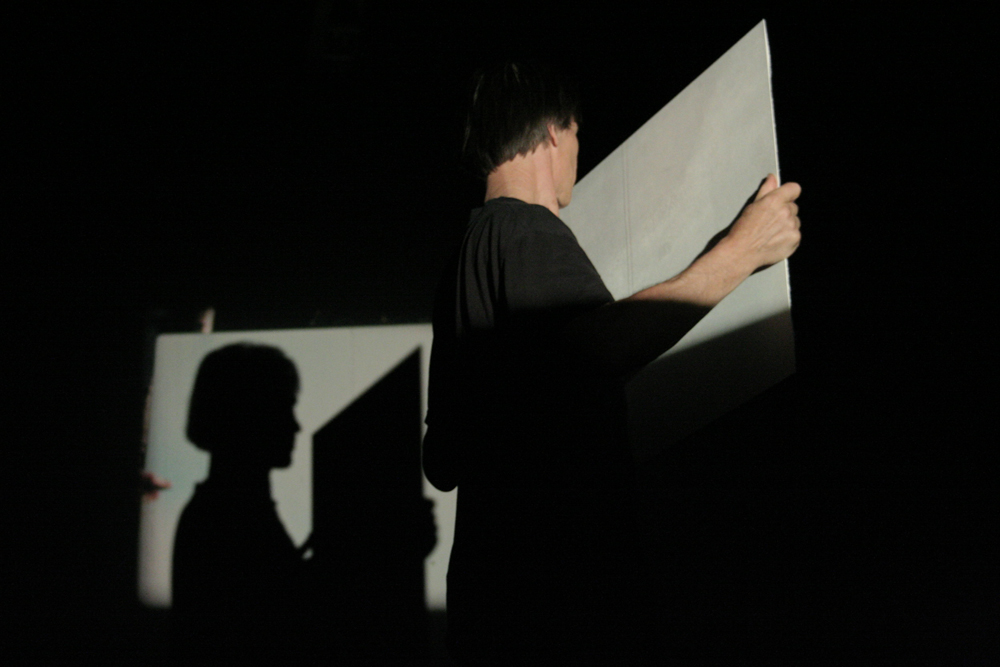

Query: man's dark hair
462 61 581 179
186 342 300 453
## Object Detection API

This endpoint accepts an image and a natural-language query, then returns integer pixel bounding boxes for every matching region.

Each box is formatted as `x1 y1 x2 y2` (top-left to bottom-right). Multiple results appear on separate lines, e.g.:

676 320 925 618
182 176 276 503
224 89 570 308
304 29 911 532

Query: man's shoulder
471 197 573 240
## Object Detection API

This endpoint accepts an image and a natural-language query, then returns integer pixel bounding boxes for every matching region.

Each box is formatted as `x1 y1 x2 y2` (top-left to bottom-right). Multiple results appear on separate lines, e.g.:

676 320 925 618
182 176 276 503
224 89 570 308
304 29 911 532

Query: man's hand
720 174 802 273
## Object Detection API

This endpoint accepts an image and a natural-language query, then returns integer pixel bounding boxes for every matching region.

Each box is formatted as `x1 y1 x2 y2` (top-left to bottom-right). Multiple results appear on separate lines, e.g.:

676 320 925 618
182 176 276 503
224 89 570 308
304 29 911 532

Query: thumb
754 173 778 202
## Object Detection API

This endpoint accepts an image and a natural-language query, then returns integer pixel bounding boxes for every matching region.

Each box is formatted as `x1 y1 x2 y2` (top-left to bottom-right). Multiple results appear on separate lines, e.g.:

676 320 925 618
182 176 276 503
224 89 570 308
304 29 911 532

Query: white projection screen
562 20 795 462
137 324 456 610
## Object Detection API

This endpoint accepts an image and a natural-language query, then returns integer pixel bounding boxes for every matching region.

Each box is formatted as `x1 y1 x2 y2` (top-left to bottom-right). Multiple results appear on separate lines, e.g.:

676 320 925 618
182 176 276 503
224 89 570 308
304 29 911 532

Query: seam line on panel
623 148 633 293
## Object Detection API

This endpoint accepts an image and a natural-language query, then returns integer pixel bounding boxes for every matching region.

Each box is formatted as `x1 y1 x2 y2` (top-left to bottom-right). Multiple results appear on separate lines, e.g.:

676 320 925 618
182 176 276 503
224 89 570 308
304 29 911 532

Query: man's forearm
629 236 756 308
566 174 802 378
565 238 756 378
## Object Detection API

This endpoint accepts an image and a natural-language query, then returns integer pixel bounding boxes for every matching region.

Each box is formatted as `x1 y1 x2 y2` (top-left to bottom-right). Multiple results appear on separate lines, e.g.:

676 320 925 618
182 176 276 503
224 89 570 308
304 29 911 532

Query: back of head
463 61 581 179
186 342 300 454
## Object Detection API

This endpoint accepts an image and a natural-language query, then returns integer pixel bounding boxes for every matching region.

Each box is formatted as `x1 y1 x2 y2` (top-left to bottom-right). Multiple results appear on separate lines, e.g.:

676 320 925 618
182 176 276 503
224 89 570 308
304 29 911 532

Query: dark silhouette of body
171 343 320 665
171 341 438 665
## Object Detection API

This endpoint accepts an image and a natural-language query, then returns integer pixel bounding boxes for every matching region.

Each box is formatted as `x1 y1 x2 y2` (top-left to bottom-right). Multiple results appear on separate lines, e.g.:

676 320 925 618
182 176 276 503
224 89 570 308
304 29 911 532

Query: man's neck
484 147 560 217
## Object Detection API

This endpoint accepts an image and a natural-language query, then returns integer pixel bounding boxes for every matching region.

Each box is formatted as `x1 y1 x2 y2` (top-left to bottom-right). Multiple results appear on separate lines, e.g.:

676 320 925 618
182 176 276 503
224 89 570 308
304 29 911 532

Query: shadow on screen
312 347 435 663
627 309 796 463
170 342 318 664
171 343 435 665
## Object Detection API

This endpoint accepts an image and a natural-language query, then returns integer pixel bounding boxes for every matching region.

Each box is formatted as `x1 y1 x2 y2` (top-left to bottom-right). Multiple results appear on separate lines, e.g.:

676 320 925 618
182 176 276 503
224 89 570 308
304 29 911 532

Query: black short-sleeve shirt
425 198 642 663
425 196 628 490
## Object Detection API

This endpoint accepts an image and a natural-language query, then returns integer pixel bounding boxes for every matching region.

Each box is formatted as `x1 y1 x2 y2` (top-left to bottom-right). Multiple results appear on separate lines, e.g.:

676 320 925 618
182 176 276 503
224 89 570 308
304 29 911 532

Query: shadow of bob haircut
186 342 300 453
463 61 581 179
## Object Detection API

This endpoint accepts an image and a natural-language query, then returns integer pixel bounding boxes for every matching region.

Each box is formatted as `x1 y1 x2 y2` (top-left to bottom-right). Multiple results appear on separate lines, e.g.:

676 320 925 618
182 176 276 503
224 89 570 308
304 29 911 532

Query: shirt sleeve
502 210 613 322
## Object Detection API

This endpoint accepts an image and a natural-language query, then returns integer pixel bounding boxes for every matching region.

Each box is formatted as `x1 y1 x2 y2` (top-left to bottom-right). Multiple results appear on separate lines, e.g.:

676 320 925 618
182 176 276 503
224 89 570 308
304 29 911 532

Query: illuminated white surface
137 324 454 610
562 21 795 459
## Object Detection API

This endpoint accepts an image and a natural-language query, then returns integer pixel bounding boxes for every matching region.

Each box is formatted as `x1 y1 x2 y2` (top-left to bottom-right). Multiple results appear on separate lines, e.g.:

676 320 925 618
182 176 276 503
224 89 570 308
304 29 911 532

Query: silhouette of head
187 342 301 468
462 61 581 179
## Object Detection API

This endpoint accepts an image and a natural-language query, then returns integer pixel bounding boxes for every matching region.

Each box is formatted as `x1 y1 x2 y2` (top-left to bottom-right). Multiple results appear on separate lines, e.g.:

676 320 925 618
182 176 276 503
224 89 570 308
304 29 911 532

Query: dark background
6 2 994 663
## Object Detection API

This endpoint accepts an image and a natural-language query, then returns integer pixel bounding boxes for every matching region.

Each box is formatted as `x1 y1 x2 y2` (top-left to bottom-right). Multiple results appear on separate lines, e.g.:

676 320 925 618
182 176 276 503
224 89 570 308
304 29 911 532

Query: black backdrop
7 3 994 663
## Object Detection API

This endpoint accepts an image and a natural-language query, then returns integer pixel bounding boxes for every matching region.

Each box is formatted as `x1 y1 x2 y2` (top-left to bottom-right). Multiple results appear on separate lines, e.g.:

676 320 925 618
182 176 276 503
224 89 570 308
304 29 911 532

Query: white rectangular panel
561 21 795 461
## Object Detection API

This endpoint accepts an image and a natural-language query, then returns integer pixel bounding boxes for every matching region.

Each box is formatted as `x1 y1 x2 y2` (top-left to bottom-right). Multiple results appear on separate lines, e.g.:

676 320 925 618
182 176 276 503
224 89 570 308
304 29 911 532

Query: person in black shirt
424 62 802 665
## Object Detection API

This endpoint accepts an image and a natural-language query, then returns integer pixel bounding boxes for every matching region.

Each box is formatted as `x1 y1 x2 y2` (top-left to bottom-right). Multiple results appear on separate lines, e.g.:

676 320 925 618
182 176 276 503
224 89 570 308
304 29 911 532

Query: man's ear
547 123 559 147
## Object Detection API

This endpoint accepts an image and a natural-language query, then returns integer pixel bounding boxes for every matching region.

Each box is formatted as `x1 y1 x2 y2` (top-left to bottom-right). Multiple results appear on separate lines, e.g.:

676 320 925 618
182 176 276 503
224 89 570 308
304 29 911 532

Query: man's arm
565 174 801 378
